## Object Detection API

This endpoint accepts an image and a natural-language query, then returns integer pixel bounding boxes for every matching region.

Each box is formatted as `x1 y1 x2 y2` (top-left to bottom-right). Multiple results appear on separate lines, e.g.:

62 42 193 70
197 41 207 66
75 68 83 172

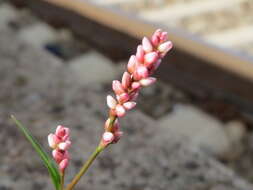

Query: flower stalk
65 145 105 190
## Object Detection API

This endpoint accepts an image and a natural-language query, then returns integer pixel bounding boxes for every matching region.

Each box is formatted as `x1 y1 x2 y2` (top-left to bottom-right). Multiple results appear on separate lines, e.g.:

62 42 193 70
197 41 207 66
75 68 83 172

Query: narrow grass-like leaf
11 115 61 190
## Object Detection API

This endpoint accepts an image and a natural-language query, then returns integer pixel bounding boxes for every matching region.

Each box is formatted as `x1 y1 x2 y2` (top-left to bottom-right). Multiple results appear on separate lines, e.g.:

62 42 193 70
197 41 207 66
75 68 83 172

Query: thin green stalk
65 145 105 190
60 172 65 190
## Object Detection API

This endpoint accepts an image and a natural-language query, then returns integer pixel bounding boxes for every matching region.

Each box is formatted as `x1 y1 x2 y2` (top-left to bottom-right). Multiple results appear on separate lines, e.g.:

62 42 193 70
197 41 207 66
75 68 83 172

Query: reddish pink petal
102 132 114 145
131 82 141 90
158 41 173 54
123 102 137 110
112 80 125 95
140 77 157 86
136 45 145 62
134 65 149 80
52 149 64 163
144 52 158 66
142 37 153 53
115 104 126 117
107 95 117 109
116 93 130 103
59 159 69 173
121 72 131 89
127 55 137 74
58 140 71 150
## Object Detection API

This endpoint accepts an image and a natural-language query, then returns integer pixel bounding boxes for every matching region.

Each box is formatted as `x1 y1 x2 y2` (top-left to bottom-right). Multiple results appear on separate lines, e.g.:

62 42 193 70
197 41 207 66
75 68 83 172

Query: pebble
18 23 58 47
68 51 118 85
158 104 231 157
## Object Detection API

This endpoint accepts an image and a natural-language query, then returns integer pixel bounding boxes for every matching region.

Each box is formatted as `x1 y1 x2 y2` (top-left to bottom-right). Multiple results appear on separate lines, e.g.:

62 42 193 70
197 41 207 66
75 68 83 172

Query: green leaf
11 115 61 190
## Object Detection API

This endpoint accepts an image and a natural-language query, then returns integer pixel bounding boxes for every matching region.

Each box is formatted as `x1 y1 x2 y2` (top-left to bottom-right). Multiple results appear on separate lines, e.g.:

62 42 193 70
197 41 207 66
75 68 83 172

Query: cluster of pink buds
101 29 173 147
48 125 71 173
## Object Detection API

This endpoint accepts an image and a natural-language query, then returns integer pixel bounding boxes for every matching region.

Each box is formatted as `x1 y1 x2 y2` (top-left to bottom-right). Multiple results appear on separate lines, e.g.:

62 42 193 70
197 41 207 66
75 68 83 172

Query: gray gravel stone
0 26 252 190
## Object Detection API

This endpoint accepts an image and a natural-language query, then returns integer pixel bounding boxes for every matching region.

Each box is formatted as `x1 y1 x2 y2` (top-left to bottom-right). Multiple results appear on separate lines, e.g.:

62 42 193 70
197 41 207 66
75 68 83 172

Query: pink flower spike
112 80 125 95
127 55 137 74
48 134 60 149
115 104 126 117
136 45 145 62
107 95 117 109
59 159 69 173
116 93 130 103
144 52 158 66
158 41 173 54
140 77 157 86
121 72 131 89
123 102 137 110
102 132 114 145
142 37 153 53
58 140 71 150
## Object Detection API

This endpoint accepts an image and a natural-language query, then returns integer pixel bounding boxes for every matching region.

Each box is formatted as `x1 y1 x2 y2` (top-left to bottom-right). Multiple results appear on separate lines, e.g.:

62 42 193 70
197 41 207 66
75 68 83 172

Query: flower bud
151 34 160 46
58 140 71 150
102 132 114 145
123 101 137 110
56 125 70 141
142 37 153 53
59 159 69 173
127 55 137 74
113 119 120 132
134 65 149 80
48 134 60 149
136 45 145 62
121 72 131 89
160 31 168 42
131 82 141 90
115 104 126 117
130 91 139 101
63 151 70 160
140 77 157 86
113 131 123 143
144 52 158 66
116 93 130 103
158 41 173 54
107 95 117 109
52 149 64 163
112 80 125 95
104 118 111 130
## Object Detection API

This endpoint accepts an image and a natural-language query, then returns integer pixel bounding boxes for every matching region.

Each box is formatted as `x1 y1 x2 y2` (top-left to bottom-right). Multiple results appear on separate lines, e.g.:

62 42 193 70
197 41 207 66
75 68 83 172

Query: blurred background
1 0 253 189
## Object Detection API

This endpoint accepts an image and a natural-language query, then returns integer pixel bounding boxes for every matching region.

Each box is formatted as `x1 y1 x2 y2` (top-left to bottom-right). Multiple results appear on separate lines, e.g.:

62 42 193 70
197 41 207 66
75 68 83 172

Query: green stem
65 145 105 190
60 172 65 190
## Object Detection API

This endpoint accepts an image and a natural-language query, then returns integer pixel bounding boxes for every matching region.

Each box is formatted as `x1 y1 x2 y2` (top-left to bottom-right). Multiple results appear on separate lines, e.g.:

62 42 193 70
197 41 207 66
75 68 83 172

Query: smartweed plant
11 29 173 190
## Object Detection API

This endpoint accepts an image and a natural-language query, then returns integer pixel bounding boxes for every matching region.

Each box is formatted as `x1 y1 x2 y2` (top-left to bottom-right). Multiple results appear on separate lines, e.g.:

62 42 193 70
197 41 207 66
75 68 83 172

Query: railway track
9 0 253 123
95 0 253 56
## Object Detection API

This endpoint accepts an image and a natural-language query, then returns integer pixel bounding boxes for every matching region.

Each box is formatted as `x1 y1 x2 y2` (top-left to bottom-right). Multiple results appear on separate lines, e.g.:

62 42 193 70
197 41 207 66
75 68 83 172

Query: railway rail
9 0 253 124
